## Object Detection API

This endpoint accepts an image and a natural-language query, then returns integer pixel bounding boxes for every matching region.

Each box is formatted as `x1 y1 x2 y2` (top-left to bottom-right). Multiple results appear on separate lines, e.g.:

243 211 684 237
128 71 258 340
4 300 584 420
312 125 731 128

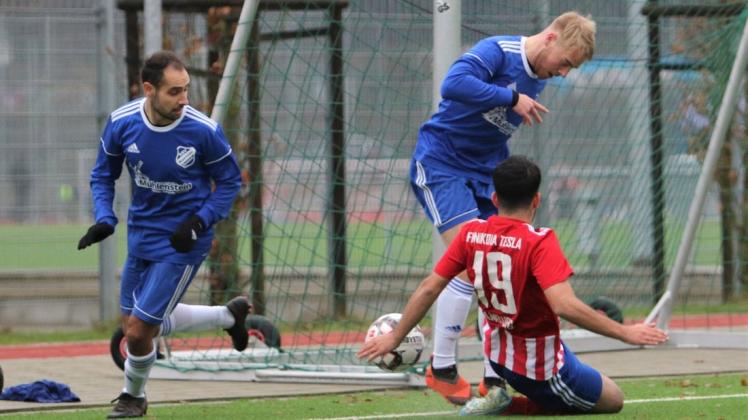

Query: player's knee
593 394 623 413
125 333 151 356
610 381 624 412
607 392 624 413
125 318 157 355
594 375 624 413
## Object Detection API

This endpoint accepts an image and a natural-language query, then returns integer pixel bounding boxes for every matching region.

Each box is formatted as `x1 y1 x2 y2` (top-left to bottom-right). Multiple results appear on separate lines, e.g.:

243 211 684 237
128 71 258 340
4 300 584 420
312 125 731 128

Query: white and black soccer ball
365 313 425 372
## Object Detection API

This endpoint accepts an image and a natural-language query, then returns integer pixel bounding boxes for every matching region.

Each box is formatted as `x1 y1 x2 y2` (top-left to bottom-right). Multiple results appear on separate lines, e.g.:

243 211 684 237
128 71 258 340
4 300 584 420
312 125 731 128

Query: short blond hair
550 11 596 61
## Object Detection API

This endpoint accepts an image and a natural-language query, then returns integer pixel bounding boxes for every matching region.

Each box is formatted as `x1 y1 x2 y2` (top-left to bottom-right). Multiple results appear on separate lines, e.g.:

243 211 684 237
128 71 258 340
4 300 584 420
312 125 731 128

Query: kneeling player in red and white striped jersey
359 155 668 416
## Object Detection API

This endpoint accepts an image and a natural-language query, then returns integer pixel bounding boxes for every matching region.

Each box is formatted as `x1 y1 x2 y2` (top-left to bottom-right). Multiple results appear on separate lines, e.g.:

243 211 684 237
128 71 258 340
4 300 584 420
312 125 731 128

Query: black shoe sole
225 297 250 351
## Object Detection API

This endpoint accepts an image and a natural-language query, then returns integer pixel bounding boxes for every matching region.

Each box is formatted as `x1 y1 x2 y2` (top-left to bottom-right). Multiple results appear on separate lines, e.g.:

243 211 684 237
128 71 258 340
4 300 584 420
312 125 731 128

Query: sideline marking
312 393 748 420
627 393 748 404
309 410 456 420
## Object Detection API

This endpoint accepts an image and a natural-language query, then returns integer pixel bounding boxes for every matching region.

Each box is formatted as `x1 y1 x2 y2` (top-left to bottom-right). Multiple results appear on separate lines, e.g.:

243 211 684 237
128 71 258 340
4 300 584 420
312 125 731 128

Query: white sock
123 346 157 398
158 303 234 337
432 278 473 369
478 309 501 379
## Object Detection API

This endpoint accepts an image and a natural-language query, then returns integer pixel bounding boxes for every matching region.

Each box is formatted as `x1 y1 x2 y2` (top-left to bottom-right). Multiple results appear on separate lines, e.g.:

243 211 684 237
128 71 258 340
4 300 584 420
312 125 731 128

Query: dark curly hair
492 155 542 211
140 51 186 88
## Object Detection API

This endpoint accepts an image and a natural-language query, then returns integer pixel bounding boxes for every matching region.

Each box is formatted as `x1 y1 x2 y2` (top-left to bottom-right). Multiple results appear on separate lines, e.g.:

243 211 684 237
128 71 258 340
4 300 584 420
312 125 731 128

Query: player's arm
170 127 241 253
196 127 242 227
78 120 124 250
357 271 452 361
441 39 548 124
544 281 668 346
441 58 516 107
358 227 470 361
90 123 124 226
532 230 667 346
196 154 241 227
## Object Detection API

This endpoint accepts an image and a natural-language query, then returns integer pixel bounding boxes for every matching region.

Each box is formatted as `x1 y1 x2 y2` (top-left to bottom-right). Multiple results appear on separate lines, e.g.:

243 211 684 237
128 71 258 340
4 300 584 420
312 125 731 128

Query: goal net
147 0 748 382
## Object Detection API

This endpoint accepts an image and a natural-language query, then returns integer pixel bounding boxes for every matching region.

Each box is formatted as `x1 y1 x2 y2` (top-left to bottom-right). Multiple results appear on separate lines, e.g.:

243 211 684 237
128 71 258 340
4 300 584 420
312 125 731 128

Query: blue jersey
90 98 242 264
414 36 547 183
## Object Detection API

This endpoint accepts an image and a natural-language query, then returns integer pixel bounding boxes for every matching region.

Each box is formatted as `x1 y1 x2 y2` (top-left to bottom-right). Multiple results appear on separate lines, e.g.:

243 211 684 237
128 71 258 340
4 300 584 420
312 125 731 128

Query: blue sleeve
441 38 515 107
195 125 242 227
90 118 124 226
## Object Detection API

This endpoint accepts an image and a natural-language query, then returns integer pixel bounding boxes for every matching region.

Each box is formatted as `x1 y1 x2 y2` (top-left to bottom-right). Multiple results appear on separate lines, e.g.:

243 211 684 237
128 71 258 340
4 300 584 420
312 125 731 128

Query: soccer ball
365 313 425 372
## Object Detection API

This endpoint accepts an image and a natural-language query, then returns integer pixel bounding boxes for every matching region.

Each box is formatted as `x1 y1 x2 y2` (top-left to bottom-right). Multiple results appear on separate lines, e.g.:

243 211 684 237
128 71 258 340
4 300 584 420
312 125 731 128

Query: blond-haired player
410 11 596 404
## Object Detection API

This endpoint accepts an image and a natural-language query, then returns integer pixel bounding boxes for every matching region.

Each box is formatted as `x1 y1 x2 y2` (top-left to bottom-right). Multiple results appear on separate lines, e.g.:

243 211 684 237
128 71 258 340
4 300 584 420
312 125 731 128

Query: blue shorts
410 160 497 233
491 343 602 413
120 255 202 325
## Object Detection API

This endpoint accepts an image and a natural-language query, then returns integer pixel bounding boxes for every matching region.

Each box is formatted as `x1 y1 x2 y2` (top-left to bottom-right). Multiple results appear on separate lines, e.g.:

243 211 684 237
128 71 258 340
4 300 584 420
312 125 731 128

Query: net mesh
150 0 748 373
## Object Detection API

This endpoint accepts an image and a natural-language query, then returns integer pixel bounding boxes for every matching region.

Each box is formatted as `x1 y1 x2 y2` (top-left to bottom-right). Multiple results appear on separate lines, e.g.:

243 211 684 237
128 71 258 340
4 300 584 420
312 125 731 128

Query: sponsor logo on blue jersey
130 161 193 194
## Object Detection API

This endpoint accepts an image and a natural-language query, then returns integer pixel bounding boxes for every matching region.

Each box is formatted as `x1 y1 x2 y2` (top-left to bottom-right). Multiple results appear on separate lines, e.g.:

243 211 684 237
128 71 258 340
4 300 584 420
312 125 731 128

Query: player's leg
463 342 603 416
476 309 506 396
432 223 473 369
462 360 564 416
410 160 479 404
111 260 203 418
505 343 603 415
471 179 506 396
158 298 251 351
108 255 154 418
119 255 142 331
591 374 624 413
123 315 160 396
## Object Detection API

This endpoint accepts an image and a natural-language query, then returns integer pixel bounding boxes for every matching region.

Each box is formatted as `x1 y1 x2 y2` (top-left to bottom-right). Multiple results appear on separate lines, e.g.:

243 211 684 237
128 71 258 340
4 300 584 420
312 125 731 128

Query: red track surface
1 314 746 360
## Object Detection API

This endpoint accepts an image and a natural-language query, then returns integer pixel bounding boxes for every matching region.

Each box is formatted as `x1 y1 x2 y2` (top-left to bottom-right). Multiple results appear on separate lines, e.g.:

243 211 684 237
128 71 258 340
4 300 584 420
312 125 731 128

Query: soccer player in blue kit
410 12 597 404
77 51 245 418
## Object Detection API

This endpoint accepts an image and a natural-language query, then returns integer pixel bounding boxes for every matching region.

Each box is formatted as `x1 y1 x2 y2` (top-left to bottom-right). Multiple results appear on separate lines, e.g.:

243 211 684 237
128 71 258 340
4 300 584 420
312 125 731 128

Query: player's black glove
77 223 115 250
170 215 205 253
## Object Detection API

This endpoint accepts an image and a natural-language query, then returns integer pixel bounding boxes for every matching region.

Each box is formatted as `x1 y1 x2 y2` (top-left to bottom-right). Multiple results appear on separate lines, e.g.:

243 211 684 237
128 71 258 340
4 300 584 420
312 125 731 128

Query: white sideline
310 411 457 420
311 393 748 420
627 393 748 404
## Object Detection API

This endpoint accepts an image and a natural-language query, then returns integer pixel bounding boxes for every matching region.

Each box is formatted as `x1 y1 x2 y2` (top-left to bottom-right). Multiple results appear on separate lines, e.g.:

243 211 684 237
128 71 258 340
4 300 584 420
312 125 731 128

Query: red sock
505 396 558 416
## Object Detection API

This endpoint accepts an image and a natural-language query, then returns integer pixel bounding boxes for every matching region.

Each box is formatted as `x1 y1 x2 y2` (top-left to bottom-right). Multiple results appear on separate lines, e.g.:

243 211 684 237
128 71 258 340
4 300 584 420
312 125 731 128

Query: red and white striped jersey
434 215 573 380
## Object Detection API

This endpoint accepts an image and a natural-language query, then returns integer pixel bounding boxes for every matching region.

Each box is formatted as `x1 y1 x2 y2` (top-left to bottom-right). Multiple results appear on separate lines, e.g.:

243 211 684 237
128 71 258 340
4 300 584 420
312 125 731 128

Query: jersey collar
489 214 532 227
520 37 539 79
139 98 186 132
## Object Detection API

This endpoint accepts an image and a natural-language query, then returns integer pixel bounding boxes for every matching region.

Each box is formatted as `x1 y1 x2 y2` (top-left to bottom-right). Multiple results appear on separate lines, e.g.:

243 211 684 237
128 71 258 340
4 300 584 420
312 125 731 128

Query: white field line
312 393 748 420
627 393 748 404
308 410 457 420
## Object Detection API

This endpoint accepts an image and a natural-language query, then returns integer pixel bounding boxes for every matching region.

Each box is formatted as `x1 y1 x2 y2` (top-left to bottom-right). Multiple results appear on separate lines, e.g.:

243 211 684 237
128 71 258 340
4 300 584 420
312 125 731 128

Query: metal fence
0 1 128 224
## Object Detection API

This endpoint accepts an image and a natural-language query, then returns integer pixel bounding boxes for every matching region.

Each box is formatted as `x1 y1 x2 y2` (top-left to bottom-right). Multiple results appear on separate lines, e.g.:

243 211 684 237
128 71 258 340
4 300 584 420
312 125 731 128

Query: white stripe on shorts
164 264 194 318
549 375 595 410
415 161 442 226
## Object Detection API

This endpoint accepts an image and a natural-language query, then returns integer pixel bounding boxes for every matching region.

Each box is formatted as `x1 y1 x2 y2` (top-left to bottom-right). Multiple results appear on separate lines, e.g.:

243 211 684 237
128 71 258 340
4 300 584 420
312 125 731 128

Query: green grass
2 373 746 419
0 329 112 346
621 298 748 319
0 218 722 270
0 221 435 270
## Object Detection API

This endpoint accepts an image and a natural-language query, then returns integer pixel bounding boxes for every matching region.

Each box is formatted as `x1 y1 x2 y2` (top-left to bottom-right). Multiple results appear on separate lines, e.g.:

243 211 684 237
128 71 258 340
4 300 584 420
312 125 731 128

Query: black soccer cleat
107 392 147 418
225 296 251 352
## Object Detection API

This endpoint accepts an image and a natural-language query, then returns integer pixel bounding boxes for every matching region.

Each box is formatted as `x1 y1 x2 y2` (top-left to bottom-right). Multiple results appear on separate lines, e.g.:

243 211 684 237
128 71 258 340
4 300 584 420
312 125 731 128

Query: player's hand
513 94 549 126
169 215 204 253
77 223 115 250
621 322 669 346
356 333 400 362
